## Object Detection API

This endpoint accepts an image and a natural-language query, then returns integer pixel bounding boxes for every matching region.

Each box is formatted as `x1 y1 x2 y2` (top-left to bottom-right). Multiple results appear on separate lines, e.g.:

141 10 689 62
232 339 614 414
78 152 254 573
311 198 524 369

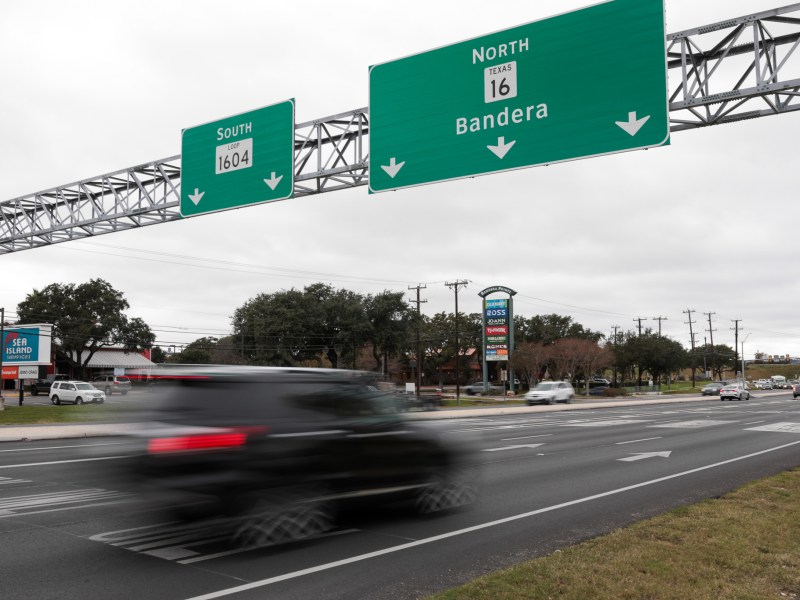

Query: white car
719 383 750 401
525 381 575 405
49 381 106 405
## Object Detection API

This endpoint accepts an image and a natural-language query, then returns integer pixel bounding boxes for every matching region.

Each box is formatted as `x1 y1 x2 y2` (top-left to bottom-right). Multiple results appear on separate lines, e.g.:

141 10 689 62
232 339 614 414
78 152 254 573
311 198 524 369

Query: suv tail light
148 432 247 454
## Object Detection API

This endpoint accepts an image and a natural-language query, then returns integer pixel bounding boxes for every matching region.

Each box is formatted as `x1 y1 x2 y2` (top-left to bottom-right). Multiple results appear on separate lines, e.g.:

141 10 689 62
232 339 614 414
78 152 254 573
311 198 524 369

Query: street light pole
741 333 751 384
445 280 469 407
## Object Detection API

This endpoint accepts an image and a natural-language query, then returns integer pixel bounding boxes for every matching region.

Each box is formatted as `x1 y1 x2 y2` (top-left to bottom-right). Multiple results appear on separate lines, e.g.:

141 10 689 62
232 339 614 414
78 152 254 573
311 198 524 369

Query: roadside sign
369 0 668 192
180 100 294 217
2 325 52 366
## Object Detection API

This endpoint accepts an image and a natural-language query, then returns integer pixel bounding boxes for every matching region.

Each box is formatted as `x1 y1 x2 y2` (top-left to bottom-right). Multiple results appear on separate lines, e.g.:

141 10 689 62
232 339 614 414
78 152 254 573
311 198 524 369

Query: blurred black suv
130 366 479 547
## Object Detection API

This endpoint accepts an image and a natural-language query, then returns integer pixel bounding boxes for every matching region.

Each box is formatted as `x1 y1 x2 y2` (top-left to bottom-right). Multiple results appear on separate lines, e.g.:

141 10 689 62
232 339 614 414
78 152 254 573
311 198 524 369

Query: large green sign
369 0 668 192
180 100 294 217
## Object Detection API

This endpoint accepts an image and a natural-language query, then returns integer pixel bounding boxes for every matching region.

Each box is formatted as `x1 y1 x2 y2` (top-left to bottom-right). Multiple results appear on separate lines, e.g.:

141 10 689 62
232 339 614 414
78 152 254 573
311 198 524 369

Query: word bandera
456 104 548 136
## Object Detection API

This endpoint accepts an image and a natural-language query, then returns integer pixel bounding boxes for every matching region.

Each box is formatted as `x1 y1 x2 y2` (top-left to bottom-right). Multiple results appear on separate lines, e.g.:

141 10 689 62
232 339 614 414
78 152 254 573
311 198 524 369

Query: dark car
29 379 52 396
129 366 479 547
701 382 727 396
587 385 610 396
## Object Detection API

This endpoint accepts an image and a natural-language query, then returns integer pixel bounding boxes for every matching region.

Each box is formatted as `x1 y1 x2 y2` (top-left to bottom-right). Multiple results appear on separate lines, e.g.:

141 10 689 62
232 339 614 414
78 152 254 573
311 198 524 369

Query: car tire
105 387 112 395
31 389 38 396
76 397 83 405
51 396 60 405
122 391 128 396
565 395 574 404
415 467 479 514
232 487 335 548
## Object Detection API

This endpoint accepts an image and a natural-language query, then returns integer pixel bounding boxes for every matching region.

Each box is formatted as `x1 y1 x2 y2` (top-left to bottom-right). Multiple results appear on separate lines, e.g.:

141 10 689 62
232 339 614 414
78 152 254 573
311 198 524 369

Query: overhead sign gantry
368 0 670 192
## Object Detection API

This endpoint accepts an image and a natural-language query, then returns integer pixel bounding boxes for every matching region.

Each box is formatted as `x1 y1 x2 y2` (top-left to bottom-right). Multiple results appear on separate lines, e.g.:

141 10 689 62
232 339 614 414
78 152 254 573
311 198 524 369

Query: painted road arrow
188 188 205 206
487 137 516 159
483 444 544 452
615 111 651 136
618 451 672 462
263 172 284 190
380 157 405 178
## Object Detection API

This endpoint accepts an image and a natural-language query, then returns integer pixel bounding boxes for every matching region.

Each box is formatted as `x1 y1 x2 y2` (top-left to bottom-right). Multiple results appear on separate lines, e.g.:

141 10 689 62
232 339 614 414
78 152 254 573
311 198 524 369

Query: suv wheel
415 467 479 514
51 396 60 405
232 489 334 548
105 387 112 395
75 397 83 405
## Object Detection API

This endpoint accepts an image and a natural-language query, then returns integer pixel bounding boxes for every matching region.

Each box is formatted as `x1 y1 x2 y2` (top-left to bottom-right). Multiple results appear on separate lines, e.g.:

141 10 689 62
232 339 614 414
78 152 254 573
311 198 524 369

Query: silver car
525 381 575 405
719 383 750 401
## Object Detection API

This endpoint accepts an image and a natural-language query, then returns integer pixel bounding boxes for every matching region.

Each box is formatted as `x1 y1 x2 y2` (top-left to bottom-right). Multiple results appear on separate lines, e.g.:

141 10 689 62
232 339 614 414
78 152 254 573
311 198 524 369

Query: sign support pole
0 307 4 402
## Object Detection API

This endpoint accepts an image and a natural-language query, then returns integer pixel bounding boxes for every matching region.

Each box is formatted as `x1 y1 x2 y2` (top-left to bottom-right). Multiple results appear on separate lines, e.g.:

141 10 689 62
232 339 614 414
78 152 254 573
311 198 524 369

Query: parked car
463 381 502 396
525 381 575 405
49 381 106 405
587 386 609 396
128 366 480 547
591 377 611 386
29 379 52 396
92 375 132 395
719 383 750 401
701 382 727 396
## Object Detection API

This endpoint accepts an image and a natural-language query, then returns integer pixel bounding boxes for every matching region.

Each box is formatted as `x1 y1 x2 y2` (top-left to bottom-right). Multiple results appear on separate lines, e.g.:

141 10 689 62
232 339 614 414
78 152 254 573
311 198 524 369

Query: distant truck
770 375 787 388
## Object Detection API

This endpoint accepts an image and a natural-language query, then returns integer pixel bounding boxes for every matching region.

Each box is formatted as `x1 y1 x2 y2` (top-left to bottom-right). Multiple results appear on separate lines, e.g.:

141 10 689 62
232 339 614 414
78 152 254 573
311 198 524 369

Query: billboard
1 324 53 366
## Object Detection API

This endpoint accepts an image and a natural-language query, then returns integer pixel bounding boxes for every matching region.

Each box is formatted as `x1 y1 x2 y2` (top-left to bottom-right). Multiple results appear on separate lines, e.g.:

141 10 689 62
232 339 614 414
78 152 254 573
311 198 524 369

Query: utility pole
611 324 620 386
445 280 469 406
408 284 427 397
652 316 668 336
633 317 647 336
731 319 741 378
684 309 697 387
704 312 716 379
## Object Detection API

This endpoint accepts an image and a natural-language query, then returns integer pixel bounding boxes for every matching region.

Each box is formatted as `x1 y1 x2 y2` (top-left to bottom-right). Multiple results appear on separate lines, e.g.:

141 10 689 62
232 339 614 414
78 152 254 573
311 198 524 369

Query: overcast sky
1 0 798 362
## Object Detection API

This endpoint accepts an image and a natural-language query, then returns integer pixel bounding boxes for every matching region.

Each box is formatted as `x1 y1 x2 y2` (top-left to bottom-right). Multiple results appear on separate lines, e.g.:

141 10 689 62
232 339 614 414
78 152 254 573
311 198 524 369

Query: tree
518 314 604 345
365 290 413 375
16 278 155 376
513 341 548 387
173 337 219 364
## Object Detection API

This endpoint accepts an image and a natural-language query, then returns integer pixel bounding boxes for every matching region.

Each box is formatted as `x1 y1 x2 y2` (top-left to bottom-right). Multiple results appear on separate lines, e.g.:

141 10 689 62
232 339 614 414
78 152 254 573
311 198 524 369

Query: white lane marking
744 420 767 425
483 444 544 452
0 456 126 469
616 437 663 445
618 451 672 462
180 438 800 600
562 420 648 427
0 476 31 485
746 422 800 434
500 434 552 441
0 442 130 453
648 420 735 429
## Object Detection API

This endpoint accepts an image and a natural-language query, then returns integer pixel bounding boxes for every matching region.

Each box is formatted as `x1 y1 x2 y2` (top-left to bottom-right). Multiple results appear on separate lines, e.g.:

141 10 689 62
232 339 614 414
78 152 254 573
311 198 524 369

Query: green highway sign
369 0 669 192
180 100 294 217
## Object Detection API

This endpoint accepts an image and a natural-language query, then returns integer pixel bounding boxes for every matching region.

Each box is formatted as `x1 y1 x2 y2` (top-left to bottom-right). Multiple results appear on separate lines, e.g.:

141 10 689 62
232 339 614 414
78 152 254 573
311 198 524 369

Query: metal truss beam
3 4 800 254
668 3 800 130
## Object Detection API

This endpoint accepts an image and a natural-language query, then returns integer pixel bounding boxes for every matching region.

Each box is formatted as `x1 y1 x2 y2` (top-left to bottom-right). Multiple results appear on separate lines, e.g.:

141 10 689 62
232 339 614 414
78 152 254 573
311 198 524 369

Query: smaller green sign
180 100 294 217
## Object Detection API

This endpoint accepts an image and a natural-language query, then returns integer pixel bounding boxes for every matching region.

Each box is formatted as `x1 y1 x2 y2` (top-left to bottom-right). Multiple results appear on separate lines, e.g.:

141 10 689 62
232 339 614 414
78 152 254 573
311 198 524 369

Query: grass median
0 403 132 425
429 468 800 600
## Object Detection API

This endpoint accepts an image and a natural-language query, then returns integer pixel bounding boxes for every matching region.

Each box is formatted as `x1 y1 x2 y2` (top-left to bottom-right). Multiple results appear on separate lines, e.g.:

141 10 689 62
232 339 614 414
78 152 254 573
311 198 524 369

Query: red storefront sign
1 366 19 380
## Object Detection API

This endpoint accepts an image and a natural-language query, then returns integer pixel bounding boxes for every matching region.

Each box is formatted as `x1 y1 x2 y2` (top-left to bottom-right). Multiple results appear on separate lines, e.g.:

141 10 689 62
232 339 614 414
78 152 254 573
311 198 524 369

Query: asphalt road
2 393 800 600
